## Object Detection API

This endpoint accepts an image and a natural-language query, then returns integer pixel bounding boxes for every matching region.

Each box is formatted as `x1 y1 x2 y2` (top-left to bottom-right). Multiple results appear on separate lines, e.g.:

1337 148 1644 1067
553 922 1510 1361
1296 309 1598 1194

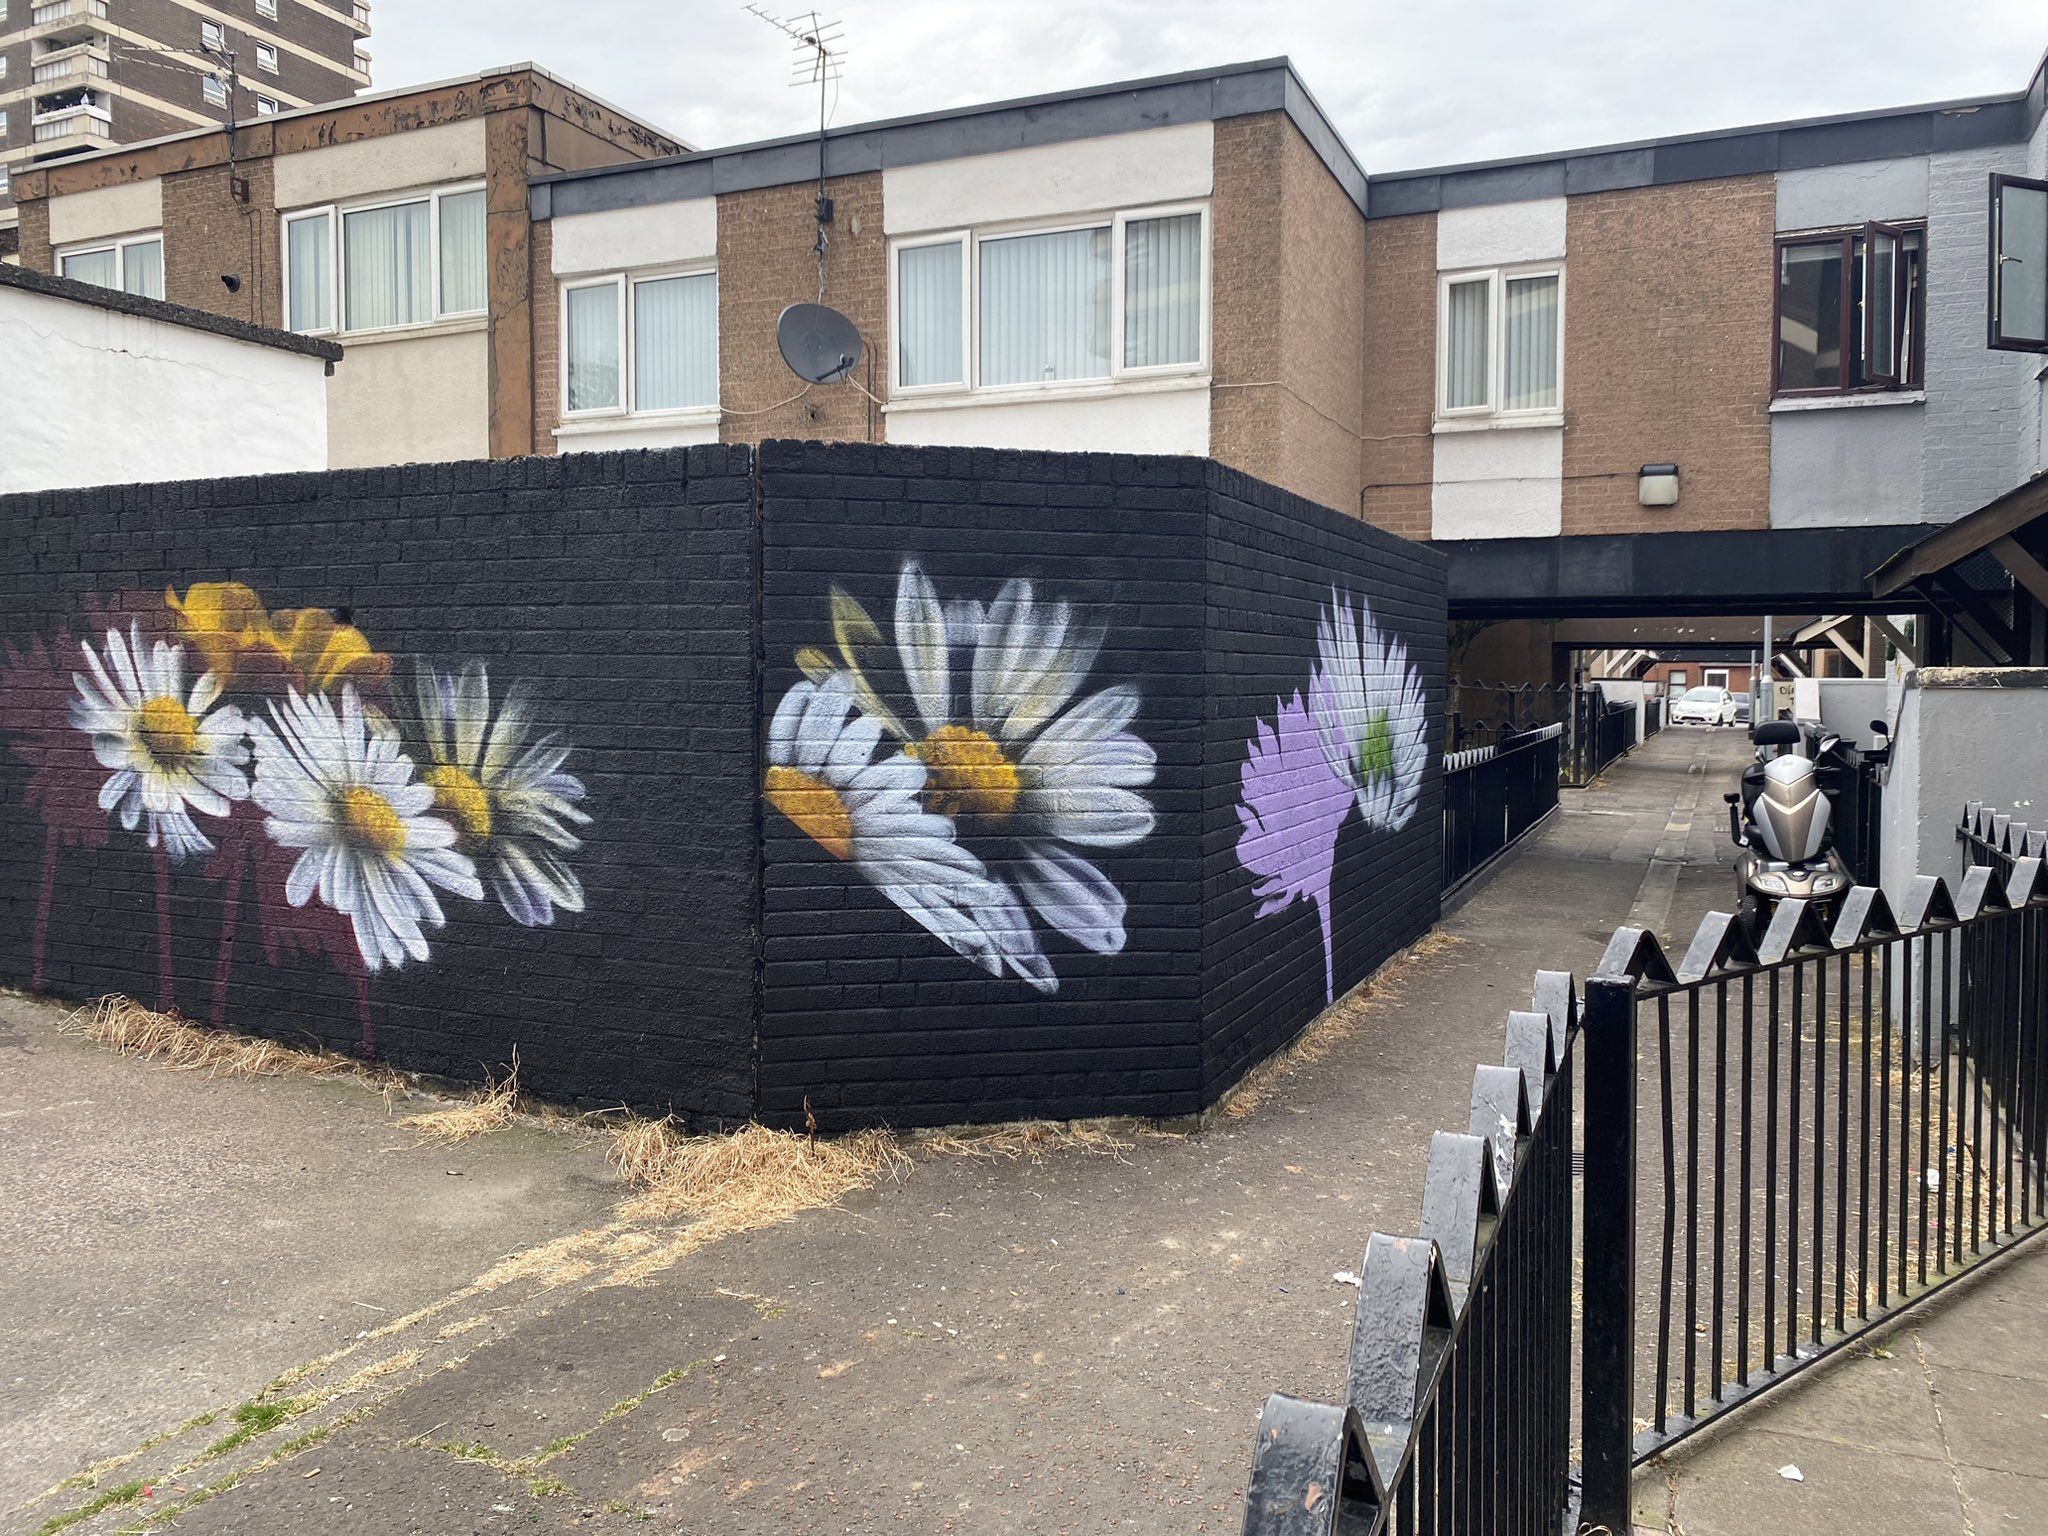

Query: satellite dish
777 302 862 384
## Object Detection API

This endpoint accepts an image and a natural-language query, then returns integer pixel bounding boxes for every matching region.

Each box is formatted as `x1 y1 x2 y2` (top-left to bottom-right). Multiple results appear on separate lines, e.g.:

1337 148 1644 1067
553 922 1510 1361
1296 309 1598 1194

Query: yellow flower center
905 725 1019 822
137 695 199 765
424 765 493 841
765 765 854 860
338 785 407 857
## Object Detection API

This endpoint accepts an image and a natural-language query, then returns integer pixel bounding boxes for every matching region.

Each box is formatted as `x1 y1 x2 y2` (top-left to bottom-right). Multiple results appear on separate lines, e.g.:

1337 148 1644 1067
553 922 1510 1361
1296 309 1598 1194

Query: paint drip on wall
0 582 591 1051
764 560 1157 994
1235 590 1428 1002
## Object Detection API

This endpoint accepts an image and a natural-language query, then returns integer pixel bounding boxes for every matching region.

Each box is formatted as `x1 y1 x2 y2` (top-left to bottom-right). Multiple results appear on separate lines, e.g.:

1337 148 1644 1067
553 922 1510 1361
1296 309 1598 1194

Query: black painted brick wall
1200 463 1448 1100
0 441 1446 1130
756 441 1210 1127
0 449 759 1123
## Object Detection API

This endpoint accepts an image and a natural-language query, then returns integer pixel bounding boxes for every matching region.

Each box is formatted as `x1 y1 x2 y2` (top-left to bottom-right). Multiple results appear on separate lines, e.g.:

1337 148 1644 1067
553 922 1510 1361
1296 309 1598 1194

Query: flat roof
16 62 686 183
0 262 343 362
530 59 1367 221
531 46 2048 222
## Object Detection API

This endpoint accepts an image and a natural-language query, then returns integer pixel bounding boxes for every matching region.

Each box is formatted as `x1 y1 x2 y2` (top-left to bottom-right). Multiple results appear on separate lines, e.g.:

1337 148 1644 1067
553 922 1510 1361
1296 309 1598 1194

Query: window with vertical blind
1436 264 1564 420
59 233 165 301
559 268 720 420
279 183 486 336
889 203 1207 396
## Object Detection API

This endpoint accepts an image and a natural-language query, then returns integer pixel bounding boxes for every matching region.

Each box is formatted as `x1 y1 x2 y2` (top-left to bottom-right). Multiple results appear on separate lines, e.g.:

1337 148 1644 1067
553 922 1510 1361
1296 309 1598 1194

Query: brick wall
717 175 887 447
1359 212 1437 540
1561 177 1775 535
530 218 560 455
0 443 1448 1129
1202 466 1445 1097
0 450 760 1122
1210 114 1367 519
16 197 51 275
161 161 281 327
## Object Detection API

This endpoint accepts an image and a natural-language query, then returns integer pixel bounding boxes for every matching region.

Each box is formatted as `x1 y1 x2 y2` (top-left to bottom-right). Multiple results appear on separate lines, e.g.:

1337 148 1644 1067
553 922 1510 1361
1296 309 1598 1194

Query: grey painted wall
1770 145 2038 531
2022 102 2048 481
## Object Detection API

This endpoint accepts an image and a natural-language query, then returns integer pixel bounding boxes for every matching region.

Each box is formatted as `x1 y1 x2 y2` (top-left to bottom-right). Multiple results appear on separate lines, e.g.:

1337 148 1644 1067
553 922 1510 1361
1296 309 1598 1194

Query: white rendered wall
272 120 487 210
1430 198 1566 539
551 199 717 276
49 180 165 246
885 382 1209 455
325 327 488 468
881 123 1212 235
0 286 328 493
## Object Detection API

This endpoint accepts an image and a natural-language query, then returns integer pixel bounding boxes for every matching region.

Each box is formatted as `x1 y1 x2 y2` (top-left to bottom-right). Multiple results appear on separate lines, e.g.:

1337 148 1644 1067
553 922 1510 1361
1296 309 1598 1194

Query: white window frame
1434 262 1566 424
200 18 224 49
279 181 487 339
256 0 277 15
557 263 720 424
255 42 278 74
886 201 1211 401
202 74 227 106
255 95 277 116
1704 669 1730 690
57 230 165 295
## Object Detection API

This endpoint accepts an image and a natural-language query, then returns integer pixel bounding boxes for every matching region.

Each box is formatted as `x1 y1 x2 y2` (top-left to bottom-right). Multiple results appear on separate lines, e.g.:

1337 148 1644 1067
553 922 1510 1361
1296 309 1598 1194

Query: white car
1670 685 1738 726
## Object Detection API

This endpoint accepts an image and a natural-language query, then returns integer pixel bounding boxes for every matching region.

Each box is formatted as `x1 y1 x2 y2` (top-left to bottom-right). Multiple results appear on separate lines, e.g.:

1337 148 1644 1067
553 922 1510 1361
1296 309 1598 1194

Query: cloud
370 0 2044 171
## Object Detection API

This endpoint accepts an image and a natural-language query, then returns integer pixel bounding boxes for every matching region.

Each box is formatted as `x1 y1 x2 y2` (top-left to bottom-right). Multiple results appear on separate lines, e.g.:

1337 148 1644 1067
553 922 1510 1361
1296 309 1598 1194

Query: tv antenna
744 6 845 302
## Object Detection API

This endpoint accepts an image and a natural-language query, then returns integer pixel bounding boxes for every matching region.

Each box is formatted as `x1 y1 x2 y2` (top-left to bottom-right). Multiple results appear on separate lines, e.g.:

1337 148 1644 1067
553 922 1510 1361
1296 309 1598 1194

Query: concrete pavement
6 724 1897 1536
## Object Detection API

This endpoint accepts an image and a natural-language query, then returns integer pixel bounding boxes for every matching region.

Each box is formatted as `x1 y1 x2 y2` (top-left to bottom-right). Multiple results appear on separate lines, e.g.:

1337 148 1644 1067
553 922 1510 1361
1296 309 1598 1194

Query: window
0 110 8 137
256 0 277 15
560 268 719 418
59 233 165 300
203 74 227 106
280 184 485 336
1990 173 2048 353
1437 265 1562 419
255 43 277 73
201 18 224 49
1669 670 1689 692
0 168 10 201
0 55 8 81
1774 222 1924 395
889 204 1207 396
1704 669 1730 690
255 95 277 116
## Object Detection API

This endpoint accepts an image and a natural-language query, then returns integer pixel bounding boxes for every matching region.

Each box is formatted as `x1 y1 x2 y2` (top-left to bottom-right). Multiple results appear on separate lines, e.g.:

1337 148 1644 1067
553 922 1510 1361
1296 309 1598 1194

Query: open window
1989 173 2048 353
1774 220 1923 396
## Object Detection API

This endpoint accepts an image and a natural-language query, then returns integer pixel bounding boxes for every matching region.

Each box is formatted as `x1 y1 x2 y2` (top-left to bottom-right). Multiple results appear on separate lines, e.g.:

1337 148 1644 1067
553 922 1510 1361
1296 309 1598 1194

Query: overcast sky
370 1 2046 171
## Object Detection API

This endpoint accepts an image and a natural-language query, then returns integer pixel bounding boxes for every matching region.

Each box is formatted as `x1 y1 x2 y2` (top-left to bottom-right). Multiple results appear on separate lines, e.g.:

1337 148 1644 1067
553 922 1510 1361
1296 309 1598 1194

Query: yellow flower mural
166 581 391 694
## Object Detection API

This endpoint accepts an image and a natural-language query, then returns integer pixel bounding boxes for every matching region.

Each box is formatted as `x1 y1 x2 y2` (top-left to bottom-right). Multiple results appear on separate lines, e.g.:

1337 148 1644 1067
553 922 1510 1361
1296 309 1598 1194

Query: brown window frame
1771 219 1927 399
1989 172 2048 354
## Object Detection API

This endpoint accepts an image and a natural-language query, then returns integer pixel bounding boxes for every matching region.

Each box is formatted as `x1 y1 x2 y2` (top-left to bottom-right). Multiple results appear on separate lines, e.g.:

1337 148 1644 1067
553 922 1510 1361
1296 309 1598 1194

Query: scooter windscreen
1753 755 1830 862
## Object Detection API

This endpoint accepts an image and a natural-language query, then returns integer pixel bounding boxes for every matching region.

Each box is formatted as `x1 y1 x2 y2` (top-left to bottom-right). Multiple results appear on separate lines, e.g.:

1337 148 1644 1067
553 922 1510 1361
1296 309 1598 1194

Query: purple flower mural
1235 590 1428 1003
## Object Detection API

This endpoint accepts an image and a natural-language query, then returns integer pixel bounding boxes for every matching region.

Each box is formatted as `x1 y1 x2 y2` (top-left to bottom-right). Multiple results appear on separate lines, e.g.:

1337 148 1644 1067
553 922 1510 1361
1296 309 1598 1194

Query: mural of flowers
769 561 1157 993
412 662 591 927
70 622 251 864
249 685 483 972
0 581 592 1054
1236 590 1428 1004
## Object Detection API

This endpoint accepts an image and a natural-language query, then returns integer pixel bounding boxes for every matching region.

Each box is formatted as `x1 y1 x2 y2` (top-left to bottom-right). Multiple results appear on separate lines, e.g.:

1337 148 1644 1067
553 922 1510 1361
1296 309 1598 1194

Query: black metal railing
1578 810 2048 1531
1447 681 1571 754
1566 689 1643 787
1239 803 2047 1536
1241 974 1579 1535
1442 725 1563 893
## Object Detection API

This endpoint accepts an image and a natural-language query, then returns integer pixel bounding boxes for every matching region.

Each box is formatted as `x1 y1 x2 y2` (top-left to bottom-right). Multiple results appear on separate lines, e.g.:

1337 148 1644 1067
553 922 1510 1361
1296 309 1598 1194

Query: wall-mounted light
1638 463 1680 507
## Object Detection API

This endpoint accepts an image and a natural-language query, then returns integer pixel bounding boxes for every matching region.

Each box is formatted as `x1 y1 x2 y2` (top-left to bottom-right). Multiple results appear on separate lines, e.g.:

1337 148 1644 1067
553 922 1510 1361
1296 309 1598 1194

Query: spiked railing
1579 805 2048 1533
1239 970 1580 1534
1239 803 2048 1536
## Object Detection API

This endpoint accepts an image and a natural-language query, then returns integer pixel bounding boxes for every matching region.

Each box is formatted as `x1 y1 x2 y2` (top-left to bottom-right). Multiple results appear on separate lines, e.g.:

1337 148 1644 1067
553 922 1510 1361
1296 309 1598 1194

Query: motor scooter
1723 721 1854 936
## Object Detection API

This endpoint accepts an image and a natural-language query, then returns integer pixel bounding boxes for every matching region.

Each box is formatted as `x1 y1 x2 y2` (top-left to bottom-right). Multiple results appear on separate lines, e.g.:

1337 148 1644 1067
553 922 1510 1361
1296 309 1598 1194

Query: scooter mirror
1869 719 1890 738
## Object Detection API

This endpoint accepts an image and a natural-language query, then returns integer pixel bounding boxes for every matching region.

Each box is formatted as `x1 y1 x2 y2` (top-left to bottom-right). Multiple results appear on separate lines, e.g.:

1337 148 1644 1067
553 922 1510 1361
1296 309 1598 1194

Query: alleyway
3 724 1928 1536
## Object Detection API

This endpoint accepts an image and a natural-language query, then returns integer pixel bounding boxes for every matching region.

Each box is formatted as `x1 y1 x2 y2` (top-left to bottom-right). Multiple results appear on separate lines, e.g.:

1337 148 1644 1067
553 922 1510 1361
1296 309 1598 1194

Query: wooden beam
1824 626 1868 674
1870 474 2048 597
1928 572 2018 666
1991 535 2048 612
1869 613 1919 663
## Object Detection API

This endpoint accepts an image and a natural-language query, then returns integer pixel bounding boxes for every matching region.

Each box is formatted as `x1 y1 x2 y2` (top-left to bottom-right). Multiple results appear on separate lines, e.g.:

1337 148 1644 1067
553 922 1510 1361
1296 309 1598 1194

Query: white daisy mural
1312 589 1429 835
249 685 484 972
412 661 591 928
770 561 1158 993
69 621 251 863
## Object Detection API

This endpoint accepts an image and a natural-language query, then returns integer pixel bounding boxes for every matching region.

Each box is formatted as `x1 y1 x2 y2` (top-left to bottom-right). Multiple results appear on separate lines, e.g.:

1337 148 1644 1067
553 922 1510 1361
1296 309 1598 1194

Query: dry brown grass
608 1119 912 1225
913 1120 1135 1162
1218 931 1465 1120
400 1054 519 1144
62 996 399 1089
